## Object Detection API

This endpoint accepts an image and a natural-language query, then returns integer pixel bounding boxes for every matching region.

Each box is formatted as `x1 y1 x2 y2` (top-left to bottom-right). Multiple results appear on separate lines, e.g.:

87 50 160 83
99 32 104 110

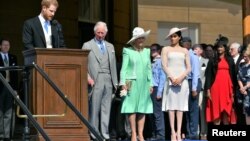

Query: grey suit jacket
199 56 209 89
82 39 118 89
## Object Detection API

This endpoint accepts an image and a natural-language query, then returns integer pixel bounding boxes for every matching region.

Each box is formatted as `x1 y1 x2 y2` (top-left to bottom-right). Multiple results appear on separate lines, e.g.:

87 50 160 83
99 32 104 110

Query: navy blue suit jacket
0 54 18 90
22 16 66 50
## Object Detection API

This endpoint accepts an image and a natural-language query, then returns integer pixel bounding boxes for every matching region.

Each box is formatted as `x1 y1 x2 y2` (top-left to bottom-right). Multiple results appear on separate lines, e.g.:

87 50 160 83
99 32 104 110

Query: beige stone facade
138 0 243 46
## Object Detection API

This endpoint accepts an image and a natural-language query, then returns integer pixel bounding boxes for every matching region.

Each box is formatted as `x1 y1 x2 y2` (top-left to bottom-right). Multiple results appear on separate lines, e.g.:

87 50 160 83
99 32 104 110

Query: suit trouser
235 90 246 125
199 91 207 136
89 73 112 139
149 86 165 139
186 79 201 139
0 86 14 139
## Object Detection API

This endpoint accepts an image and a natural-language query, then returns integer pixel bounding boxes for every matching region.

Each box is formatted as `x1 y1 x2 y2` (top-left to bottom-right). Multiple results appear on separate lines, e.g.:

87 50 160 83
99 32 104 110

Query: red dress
206 58 236 123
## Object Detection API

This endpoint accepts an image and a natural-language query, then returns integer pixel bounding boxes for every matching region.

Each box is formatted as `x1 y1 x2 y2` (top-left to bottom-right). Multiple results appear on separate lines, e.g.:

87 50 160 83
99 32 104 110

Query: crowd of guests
1 1 249 141
1 6 250 139
83 22 250 141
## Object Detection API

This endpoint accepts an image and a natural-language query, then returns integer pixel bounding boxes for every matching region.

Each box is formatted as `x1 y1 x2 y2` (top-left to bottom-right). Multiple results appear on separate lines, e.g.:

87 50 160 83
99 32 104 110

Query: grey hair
94 21 108 33
230 42 241 49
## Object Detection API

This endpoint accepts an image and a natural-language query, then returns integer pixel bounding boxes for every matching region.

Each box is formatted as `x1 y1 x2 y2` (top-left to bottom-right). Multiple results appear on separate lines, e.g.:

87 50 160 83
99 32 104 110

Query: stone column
243 0 250 45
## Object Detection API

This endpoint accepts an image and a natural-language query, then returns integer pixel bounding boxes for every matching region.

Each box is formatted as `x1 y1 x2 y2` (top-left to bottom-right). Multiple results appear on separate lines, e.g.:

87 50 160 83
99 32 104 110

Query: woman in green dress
119 27 153 141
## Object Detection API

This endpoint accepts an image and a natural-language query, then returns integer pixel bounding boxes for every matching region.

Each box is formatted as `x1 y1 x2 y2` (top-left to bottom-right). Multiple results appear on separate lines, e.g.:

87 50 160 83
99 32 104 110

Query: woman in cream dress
161 27 191 141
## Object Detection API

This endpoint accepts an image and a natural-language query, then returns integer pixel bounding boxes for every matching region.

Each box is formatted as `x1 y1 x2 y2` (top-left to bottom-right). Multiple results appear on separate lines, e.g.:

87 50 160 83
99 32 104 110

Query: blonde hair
41 0 59 8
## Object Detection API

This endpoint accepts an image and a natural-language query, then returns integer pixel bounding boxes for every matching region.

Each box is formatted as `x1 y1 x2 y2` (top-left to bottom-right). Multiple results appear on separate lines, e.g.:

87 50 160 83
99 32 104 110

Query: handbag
119 80 132 97
125 80 132 90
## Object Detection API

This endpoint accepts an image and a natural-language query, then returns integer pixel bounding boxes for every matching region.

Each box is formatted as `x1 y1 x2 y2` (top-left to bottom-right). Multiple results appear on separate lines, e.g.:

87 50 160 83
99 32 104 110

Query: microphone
52 19 62 32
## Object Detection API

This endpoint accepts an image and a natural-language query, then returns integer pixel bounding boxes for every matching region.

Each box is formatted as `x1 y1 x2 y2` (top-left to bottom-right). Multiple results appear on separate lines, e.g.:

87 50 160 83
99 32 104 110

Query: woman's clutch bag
126 80 132 90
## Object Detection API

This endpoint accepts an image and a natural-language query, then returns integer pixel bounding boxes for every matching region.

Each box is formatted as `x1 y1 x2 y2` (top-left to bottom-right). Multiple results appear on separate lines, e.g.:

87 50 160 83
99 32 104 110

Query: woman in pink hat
161 27 191 141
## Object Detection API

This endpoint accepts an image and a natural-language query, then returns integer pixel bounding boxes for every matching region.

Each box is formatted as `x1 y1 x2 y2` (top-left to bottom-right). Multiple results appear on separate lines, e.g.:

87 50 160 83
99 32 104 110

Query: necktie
3 54 10 81
99 41 105 54
4 54 8 64
44 20 49 33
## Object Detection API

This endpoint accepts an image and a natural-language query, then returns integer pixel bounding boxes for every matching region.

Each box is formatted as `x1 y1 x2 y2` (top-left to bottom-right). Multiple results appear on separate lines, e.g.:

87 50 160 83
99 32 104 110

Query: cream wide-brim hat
127 27 151 44
165 27 188 39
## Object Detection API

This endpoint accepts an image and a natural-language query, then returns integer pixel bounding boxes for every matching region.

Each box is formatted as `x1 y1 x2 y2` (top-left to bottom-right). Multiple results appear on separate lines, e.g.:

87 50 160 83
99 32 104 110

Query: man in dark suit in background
0 38 18 141
22 0 66 50
229 42 245 125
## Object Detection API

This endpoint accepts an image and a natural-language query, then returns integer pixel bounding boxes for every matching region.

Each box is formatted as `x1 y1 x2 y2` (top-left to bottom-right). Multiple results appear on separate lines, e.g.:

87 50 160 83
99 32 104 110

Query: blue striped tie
44 21 49 33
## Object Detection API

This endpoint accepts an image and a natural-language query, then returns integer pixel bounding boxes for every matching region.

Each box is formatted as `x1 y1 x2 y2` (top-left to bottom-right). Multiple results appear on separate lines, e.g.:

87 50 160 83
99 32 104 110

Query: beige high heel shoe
177 133 182 141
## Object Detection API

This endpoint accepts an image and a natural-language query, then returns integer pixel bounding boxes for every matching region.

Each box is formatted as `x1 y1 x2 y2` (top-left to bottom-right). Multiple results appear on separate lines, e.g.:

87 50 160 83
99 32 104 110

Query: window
78 0 105 23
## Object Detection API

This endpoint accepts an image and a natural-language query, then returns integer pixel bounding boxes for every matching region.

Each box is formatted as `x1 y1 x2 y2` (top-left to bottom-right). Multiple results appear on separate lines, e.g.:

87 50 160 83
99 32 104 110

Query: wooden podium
23 48 90 141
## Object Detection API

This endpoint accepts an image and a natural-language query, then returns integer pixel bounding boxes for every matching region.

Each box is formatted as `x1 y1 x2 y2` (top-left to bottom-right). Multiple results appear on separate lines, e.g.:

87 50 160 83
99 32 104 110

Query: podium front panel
23 48 90 141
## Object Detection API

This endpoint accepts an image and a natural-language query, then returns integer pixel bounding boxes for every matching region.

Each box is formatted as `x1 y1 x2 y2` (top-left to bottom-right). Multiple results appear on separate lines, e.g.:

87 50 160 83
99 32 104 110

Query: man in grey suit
82 21 118 140
193 44 209 140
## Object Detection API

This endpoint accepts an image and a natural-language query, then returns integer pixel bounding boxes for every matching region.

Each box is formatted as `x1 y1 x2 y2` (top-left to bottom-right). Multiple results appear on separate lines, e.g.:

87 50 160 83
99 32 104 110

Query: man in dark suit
0 38 18 141
22 0 66 50
229 42 245 125
82 21 118 140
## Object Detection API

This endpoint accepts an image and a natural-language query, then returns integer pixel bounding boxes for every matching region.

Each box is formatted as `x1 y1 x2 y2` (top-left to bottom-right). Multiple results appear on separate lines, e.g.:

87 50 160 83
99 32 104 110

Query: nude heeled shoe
176 131 182 141
137 135 145 141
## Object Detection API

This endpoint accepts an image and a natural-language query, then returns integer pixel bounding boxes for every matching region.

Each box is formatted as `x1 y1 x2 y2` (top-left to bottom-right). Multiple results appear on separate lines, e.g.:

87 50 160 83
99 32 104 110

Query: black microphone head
52 19 58 25
52 19 62 32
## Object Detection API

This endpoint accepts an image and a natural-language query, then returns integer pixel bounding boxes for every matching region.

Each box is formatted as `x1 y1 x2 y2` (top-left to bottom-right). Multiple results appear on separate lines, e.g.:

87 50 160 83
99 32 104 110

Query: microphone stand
52 20 61 48
23 67 30 141
56 24 60 48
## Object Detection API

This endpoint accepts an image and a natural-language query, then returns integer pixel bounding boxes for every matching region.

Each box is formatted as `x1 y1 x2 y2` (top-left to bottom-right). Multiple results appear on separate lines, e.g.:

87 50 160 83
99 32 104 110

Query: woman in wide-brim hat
165 27 187 40
161 27 191 141
119 27 153 141
127 27 151 44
